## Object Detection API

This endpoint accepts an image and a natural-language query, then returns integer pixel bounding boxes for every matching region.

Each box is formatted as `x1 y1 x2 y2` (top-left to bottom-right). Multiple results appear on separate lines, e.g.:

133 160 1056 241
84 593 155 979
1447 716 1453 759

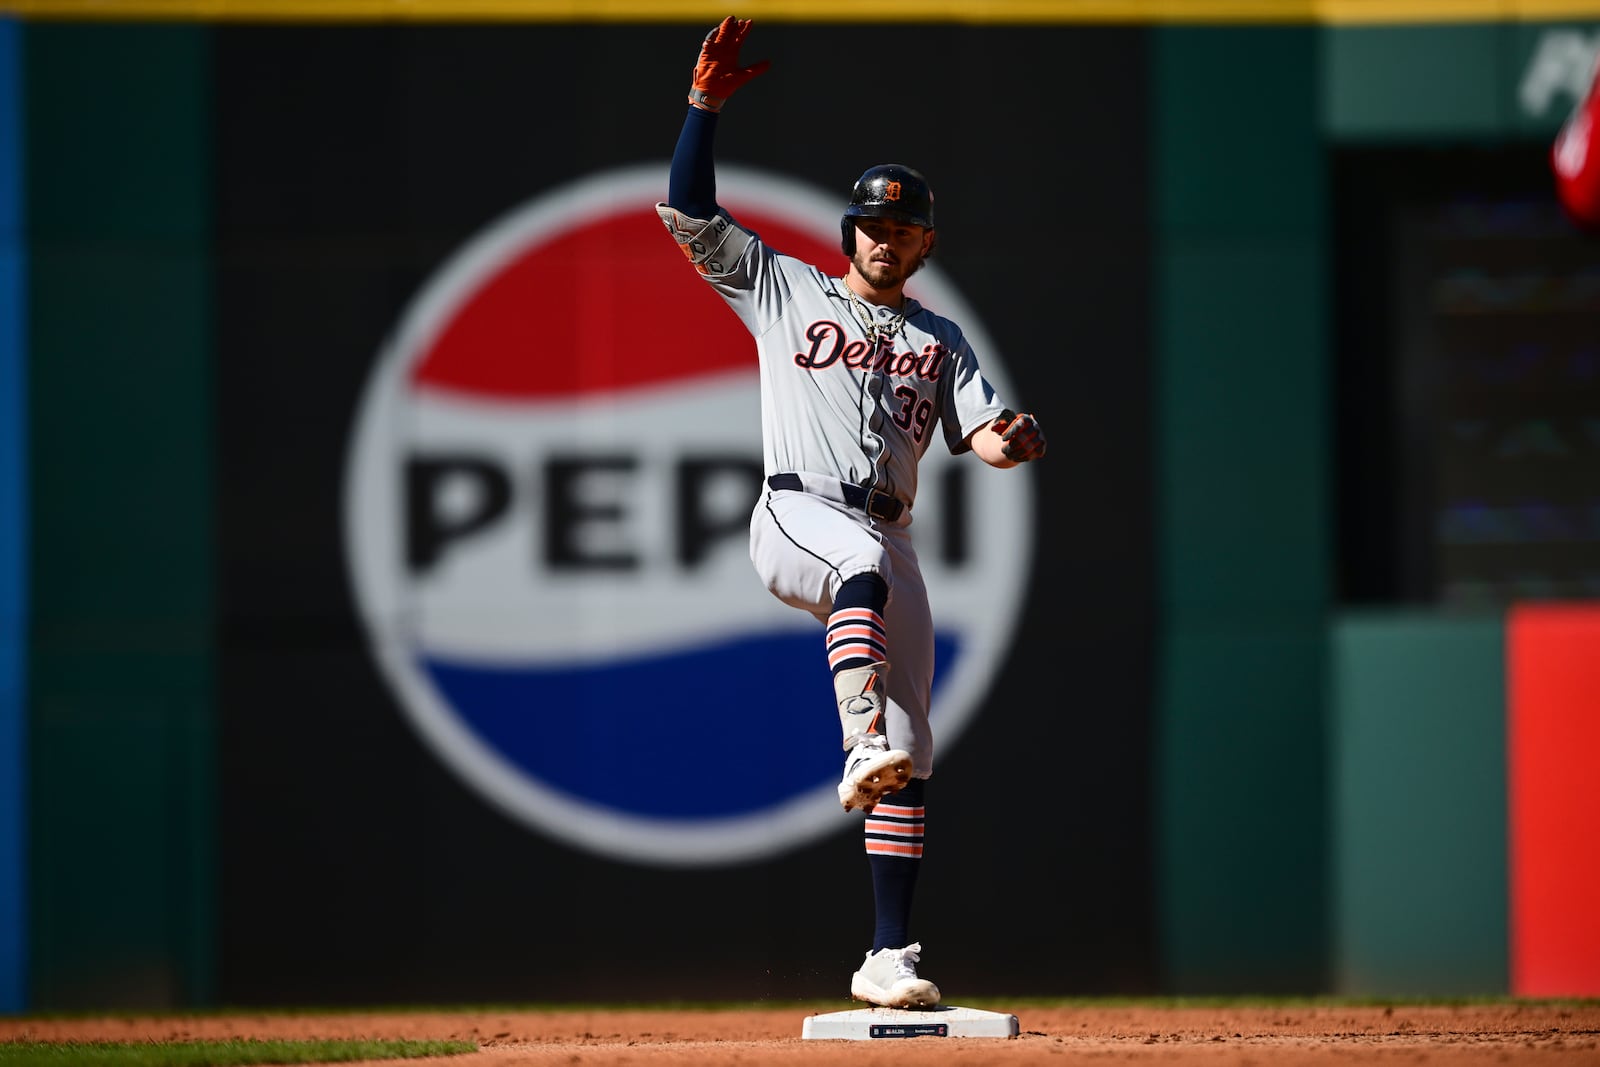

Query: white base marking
801 1005 1019 1040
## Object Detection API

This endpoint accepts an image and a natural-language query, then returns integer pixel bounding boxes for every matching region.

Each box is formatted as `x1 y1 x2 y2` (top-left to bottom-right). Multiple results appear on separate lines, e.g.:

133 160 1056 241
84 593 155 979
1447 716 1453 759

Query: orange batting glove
688 16 771 113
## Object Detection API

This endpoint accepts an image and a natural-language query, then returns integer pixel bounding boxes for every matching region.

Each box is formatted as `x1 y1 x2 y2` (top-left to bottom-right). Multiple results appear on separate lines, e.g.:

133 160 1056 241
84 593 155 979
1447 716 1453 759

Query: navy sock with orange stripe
866 776 925 951
828 573 889 676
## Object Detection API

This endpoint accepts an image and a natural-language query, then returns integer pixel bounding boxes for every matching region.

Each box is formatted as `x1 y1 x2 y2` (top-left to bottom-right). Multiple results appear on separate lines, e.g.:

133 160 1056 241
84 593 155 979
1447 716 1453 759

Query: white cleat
850 942 942 1009
837 734 912 812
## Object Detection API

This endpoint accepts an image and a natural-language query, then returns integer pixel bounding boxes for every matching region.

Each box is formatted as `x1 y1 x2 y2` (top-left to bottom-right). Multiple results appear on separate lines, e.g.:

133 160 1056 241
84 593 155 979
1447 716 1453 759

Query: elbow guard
655 204 753 277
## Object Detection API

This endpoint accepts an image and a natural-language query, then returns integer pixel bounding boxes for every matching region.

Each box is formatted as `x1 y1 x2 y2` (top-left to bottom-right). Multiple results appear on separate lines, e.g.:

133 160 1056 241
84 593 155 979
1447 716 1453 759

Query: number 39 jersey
660 206 1009 516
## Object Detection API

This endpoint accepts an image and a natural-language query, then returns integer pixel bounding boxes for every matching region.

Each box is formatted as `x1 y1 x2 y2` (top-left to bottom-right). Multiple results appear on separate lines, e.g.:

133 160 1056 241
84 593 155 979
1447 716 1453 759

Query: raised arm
666 16 770 217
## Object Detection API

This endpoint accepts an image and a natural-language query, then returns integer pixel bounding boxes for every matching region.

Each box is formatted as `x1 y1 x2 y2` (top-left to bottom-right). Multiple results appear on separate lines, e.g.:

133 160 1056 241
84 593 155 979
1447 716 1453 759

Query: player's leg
753 496 939 1007
827 571 890 742
749 488 884 615
849 528 939 1009
876 529 934 776
748 489 912 810
828 570 915 811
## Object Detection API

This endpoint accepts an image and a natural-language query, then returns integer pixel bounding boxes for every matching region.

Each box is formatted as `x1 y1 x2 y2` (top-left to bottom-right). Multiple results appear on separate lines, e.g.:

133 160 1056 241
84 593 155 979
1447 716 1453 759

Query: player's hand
689 16 771 113
994 410 1046 463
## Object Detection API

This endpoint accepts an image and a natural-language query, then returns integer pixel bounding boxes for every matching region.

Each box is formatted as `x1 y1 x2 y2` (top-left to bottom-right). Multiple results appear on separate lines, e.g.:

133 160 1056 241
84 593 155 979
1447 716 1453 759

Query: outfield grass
0 1039 476 1067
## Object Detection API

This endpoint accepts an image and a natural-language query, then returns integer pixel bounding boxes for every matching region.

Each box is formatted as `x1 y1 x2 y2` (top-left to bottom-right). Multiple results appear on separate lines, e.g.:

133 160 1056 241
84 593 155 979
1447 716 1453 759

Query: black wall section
215 23 1155 1003
1332 144 1588 607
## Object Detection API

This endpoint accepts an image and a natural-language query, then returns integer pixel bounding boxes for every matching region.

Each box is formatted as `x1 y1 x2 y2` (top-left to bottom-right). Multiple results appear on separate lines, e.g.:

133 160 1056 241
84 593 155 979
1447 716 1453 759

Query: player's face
851 217 933 292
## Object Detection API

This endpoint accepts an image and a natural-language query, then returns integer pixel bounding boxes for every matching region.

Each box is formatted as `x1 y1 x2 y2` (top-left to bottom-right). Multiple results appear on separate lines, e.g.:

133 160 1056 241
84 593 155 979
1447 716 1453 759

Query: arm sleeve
667 105 720 218
1553 66 1600 228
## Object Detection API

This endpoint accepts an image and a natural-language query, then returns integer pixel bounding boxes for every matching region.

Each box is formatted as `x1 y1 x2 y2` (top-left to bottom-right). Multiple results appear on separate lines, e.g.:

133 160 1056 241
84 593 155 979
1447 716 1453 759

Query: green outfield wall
1330 614 1507 996
1153 25 1332 993
1151 16 1593 996
24 23 215 1009
1324 21 1599 138
0 14 25 1017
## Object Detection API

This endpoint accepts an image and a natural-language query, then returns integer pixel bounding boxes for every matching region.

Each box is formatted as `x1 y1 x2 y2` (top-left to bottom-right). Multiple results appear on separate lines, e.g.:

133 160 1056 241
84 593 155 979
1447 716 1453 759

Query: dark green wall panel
1323 25 1509 140
0 12 25 1015
1158 629 1328 988
1323 22 1600 141
1154 26 1331 993
26 22 213 1009
1331 612 1507 996
1158 244 1326 617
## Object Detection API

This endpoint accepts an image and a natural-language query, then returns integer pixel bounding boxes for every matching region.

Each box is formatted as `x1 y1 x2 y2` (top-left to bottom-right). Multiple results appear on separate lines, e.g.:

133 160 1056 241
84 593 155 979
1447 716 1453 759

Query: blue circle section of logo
424 633 959 818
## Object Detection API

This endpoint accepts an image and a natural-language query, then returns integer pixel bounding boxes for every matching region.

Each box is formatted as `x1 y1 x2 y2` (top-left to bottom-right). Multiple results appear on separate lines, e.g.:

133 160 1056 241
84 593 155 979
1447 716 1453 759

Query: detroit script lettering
793 319 948 380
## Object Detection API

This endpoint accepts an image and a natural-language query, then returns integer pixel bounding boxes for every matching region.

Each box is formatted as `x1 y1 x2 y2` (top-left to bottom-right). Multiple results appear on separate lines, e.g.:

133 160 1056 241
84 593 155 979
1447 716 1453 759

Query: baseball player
656 17 1046 1010
1553 50 1600 229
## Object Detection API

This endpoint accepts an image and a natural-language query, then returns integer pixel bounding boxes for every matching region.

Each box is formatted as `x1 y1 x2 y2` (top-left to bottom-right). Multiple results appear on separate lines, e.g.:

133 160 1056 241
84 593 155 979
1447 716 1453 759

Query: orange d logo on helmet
884 181 902 201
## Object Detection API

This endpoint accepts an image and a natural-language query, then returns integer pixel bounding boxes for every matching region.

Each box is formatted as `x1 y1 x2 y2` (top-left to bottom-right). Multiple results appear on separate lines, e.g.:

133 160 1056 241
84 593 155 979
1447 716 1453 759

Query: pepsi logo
343 165 1034 866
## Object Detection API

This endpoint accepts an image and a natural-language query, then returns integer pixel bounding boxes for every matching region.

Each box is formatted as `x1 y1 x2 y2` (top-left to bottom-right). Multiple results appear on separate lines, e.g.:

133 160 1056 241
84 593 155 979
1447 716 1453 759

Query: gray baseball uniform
655 205 1010 777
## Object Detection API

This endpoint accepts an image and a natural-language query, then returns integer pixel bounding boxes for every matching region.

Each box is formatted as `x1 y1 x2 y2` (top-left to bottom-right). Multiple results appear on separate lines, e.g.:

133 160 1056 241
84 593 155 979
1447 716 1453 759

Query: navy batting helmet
840 164 936 255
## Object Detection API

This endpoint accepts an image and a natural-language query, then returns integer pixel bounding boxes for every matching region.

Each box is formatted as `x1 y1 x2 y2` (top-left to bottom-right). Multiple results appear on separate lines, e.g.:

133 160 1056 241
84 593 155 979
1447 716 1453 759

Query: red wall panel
1508 604 1600 997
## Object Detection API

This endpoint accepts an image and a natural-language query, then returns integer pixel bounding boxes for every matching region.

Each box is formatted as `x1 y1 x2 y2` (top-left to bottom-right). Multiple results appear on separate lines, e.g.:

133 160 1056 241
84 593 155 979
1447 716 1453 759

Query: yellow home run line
6 0 1600 22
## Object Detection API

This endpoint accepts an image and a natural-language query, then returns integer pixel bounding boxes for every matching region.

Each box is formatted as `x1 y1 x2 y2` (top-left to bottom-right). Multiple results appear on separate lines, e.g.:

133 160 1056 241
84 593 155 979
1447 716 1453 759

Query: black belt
767 473 905 522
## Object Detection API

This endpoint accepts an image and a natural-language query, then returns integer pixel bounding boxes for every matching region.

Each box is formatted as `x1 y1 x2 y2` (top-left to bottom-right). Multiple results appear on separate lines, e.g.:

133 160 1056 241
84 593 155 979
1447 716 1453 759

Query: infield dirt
4 1002 1598 1065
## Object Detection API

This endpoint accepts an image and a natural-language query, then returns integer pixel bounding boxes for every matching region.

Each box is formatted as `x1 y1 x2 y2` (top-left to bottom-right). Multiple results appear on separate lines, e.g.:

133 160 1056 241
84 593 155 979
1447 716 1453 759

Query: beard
853 245 923 292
